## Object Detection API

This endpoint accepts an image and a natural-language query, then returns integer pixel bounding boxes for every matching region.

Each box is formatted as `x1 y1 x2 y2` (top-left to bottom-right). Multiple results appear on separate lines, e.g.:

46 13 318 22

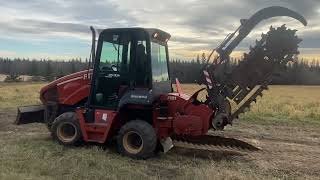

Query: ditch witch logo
130 95 148 99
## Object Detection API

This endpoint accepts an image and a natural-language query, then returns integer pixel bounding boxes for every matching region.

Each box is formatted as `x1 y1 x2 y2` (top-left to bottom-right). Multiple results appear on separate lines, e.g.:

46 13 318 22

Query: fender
118 89 154 109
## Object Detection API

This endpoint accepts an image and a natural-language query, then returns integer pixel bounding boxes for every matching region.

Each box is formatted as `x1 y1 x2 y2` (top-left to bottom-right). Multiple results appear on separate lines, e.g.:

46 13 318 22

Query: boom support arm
214 6 307 64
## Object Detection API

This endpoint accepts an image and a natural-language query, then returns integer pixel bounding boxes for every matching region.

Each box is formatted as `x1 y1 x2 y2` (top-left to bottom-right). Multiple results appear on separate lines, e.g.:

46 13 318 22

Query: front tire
117 120 157 159
51 112 82 146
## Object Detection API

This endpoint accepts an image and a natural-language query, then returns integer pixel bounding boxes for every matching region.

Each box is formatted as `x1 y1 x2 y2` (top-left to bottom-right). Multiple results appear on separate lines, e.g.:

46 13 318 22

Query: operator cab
90 28 172 110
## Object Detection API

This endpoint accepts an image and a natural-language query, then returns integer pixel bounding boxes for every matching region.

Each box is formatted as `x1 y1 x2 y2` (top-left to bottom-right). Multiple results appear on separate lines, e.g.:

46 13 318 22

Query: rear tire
51 112 82 146
117 120 157 159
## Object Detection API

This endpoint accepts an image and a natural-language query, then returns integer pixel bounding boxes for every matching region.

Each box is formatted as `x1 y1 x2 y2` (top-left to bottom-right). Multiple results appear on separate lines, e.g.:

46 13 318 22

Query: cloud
0 0 318 60
0 50 17 57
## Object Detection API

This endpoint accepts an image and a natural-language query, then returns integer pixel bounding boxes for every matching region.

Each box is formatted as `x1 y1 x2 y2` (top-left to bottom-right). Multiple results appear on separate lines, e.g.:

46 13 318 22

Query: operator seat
135 44 147 86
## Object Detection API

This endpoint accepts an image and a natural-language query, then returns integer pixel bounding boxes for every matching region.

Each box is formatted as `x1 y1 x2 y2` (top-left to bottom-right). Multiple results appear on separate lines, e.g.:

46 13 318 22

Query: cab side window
100 35 129 73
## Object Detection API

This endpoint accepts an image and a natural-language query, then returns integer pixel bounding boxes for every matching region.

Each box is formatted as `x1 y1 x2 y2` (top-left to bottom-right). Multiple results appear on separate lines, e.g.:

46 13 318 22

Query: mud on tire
117 120 157 159
51 112 82 146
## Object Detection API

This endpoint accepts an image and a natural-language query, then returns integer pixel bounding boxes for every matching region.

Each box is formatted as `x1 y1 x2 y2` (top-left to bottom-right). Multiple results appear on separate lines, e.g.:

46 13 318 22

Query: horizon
0 0 319 60
1 55 320 63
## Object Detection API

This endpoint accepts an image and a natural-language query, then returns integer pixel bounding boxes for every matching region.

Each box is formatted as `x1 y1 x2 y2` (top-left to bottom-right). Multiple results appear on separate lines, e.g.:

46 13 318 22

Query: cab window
151 42 169 82
99 35 130 73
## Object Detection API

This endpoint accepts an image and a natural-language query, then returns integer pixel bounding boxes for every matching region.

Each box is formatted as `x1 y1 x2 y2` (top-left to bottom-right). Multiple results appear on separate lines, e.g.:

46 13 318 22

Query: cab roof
99 28 171 42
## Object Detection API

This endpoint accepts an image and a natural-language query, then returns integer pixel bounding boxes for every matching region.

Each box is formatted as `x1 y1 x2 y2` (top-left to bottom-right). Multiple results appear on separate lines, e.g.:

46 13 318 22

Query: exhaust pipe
89 26 96 68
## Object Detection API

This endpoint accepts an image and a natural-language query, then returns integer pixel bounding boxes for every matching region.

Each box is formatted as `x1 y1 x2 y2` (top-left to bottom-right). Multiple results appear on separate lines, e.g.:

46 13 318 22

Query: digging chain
208 25 302 128
230 77 271 120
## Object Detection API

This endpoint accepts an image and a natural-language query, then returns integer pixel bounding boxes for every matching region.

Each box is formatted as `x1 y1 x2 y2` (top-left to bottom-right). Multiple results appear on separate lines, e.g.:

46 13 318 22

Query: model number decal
83 73 92 80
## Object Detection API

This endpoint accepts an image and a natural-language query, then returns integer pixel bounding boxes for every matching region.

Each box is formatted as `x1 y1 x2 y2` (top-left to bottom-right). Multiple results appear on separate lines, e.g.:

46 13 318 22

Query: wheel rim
57 122 77 143
123 131 143 154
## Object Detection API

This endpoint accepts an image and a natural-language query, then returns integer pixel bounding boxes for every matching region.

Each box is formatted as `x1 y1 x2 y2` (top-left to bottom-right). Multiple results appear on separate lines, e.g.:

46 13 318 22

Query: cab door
86 29 150 124
91 32 131 109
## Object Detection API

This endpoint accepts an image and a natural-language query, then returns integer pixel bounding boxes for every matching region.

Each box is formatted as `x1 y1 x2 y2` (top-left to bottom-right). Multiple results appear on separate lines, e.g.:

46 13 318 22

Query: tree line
0 57 88 81
170 55 320 85
1 56 320 85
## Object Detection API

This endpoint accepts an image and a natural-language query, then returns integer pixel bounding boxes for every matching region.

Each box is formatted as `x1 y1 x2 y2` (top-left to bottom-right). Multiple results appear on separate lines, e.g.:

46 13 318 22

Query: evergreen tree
201 52 206 64
44 61 54 81
30 60 38 76
196 54 200 65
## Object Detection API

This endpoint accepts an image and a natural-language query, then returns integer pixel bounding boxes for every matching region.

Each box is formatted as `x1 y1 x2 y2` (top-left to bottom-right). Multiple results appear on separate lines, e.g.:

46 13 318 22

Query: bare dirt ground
0 74 33 82
226 124 320 179
0 74 5 82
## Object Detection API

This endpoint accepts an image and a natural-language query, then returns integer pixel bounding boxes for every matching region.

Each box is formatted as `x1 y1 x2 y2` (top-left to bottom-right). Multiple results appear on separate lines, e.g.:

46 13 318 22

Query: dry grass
179 84 320 125
245 86 320 124
0 83 320 180
0 83 42 109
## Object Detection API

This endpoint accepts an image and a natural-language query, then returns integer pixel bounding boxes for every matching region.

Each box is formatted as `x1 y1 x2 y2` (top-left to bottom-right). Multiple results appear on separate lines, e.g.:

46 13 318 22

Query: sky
0 0 319 60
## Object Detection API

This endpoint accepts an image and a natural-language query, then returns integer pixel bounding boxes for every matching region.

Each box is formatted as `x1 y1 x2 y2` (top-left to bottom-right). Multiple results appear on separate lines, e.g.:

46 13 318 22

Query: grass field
0 83 320 179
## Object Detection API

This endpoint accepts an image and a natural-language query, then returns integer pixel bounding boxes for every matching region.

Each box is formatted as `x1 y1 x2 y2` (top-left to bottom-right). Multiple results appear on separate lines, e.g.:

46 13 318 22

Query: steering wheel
101 64 118 72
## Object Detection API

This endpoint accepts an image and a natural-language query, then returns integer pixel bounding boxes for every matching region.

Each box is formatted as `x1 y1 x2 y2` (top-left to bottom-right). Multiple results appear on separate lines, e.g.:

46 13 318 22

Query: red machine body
74 94 213 143
40 70 92 105
154 93 213 138
39 69 214 143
